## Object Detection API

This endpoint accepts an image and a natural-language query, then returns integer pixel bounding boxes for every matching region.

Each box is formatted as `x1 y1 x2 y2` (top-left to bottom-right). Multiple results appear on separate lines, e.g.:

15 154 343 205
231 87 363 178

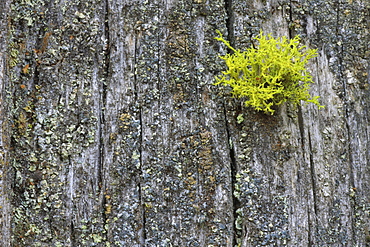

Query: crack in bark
223 0 238 246
97 0 110 241
298 103 318 245
288 0 294 39
222 1 245 245
223 104 239 247
224 0 234 49
297 106 305 148
307 127 318 245
133 16 146 246
70 220 76 246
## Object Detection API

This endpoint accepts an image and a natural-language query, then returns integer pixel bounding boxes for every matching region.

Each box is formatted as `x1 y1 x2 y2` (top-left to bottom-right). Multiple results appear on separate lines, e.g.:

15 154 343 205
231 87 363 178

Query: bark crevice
297 106 305 148
307 127 318 235
223 105 239 247
133 19 146 247
223 1 238 245
288 0 294 39
224 0 234 48
97 0 110 240
70 220 76 246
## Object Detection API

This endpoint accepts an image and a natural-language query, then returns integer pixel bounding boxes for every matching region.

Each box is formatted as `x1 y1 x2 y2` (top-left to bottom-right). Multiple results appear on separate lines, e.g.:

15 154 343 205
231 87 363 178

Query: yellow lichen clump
215 30 324 114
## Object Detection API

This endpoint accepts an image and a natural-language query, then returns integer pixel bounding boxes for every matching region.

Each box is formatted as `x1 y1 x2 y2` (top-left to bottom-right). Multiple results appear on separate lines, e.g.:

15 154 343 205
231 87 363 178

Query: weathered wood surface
0 0 369 246
1 0 12 245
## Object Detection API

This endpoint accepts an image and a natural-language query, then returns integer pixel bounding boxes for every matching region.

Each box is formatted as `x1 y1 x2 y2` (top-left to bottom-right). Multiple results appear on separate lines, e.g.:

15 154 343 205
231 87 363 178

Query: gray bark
0 0 369 246
1 0 12 245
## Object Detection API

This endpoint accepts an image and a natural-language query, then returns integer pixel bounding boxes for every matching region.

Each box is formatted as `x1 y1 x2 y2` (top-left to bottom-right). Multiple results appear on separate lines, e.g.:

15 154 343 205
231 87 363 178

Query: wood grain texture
230 0 370 245
0 0 369 246
0 0 12 246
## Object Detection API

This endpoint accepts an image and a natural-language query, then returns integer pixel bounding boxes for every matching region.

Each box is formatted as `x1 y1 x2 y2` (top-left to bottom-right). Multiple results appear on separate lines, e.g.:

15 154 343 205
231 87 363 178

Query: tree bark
0 0 369 246
1 0 12 245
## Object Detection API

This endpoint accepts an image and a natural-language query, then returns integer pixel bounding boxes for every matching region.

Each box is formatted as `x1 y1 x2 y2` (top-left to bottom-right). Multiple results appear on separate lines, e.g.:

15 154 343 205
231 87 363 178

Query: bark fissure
97 0 110 239
133 27 146 246
223 105 239 247
297 106 305 148
222 1 238 245
307 128 318 235
70 220 76 246
224 0 234 48
288 0 294 39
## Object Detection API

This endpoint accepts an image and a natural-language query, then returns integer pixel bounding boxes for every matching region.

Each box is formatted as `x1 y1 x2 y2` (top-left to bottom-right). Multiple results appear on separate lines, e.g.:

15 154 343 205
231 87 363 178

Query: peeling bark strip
0 0 369 246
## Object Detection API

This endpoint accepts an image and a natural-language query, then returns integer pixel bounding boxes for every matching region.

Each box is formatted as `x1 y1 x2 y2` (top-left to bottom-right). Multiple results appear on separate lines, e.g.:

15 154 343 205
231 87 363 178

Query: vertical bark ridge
334 0 359 241
0 1 11 246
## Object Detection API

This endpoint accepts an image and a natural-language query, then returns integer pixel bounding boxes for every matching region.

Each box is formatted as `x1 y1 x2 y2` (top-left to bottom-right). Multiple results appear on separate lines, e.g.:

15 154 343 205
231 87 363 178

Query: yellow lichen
215 30 324 114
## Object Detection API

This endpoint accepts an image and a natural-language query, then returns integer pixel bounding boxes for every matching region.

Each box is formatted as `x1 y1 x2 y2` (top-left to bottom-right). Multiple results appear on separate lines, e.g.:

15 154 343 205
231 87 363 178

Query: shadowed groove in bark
70 220 76 246
297 106 305 148
307 127 318 243
294 6 319 232
223 104 239 247
98 0 110 241
223 0 238 245
224 0 235 49
132 13 146 246
288 0 293 39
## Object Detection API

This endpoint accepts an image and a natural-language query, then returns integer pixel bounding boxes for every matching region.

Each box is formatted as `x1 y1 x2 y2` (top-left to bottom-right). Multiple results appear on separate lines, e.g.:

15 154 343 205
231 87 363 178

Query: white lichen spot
345 70 356 84
75 11 86 19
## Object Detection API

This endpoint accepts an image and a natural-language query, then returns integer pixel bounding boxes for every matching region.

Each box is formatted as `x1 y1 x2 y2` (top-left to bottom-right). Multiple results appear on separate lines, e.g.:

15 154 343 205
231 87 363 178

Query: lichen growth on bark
215 30 324 114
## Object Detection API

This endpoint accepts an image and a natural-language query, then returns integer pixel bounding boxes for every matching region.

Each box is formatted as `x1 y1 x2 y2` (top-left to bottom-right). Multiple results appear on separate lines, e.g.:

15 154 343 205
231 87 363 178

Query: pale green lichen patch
8 0 108 245
233 165 290 246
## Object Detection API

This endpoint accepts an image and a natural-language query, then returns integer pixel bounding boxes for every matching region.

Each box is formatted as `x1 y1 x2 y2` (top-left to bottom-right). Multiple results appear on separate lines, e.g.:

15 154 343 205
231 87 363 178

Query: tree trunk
0 0 369 246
